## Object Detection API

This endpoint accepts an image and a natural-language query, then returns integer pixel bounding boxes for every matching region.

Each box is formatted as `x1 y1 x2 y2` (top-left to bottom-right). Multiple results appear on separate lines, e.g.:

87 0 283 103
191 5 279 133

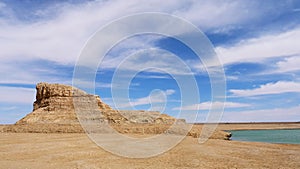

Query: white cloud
222 106 300 122
165 89 176 95
0 87 35 104
98 36 162 70
115 89 175 109
226 75 239 81
0 0 280 65
173 101 250 111
98 82 139 89
175 1 266 30
230 81 300 97
131 89 175 106
103 48 195 75
135 74 171 79
216 27 300 65
0 61 72 85
0 0 293 84
275 55 300 73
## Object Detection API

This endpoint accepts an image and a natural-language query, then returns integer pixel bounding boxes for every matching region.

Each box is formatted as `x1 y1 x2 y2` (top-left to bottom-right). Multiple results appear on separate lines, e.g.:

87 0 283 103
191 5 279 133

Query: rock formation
3 82 231 140
4 82 182 133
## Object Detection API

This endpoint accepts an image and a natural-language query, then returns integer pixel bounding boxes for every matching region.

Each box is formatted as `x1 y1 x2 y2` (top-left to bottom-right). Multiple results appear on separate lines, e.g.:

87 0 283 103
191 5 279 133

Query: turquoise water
230 129 300 144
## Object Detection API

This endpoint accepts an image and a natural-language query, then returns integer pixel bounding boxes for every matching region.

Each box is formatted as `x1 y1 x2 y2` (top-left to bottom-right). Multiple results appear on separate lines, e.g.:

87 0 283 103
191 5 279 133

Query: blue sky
0 0 300 124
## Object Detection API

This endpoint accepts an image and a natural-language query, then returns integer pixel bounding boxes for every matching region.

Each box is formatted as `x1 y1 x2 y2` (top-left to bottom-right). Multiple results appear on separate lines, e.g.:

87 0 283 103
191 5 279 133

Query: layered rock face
3 82 231 140
4 82 182 133
6 83 86 132
17 83 81 125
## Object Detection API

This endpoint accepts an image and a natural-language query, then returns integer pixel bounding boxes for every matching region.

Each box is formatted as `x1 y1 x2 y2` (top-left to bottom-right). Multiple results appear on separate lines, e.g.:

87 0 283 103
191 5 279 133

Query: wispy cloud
293 8 300 12
110 49 195 75
216 27 300 65
0 0 296 84
0 86 35 104
135 74 172 79
275 55 300 73
230 81 300 97
131 89 175 107
116 89 175 109
222 105 300 122
173 101 250 111
0 60 73 85
0 0 288 65
165 89 176 95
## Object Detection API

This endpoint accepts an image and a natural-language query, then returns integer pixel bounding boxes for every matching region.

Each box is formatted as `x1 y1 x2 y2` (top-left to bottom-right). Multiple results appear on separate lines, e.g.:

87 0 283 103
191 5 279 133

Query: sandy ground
1 124 300 169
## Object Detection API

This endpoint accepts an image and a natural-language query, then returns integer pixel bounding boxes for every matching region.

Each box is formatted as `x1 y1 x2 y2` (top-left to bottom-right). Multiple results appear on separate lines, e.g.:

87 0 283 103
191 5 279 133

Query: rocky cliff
3 82 230 140
4 82 183 134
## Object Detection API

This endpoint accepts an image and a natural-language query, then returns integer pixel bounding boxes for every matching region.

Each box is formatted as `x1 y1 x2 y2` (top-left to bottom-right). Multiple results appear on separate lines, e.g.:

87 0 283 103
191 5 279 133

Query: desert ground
1 123 299 169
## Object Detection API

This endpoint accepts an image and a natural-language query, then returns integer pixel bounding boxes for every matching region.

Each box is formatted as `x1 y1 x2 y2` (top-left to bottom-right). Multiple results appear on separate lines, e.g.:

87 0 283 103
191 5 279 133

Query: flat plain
1 123 299 169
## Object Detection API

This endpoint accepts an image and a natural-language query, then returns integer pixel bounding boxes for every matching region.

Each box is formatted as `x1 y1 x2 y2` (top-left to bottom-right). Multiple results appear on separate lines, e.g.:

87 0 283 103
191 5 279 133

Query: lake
230 129 300 144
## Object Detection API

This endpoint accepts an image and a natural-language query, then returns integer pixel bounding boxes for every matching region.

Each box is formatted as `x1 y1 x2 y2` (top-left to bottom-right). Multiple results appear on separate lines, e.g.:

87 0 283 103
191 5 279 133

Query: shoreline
226 128 300 131
2 122 300 133
215 122 300 131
